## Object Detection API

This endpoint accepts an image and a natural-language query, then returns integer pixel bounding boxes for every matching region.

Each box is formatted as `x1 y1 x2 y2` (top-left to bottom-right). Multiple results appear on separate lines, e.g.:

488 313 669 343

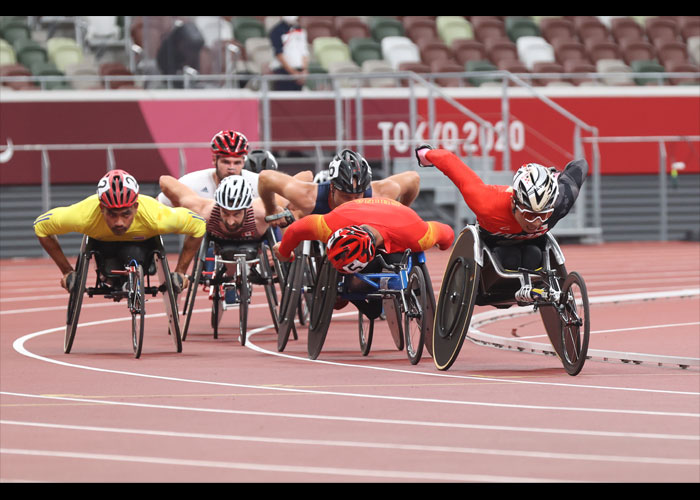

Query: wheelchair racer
272 197 454 317
258 148 421 227
34 169 205 294
414 144 588 302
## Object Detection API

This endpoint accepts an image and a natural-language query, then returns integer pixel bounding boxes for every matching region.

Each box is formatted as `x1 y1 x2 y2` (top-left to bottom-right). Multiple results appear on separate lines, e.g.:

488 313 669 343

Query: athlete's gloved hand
414 144 434 168
61 270 76 292
170 272 188 294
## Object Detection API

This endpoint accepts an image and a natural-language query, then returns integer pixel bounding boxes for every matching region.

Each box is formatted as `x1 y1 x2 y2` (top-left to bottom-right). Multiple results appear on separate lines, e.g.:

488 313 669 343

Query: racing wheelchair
432 225 590 376
64 235 183 358
290 248 435 365
181 228 284 345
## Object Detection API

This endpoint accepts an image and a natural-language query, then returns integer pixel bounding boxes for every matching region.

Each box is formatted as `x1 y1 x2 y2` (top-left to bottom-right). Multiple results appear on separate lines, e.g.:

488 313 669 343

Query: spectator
269 16 309 91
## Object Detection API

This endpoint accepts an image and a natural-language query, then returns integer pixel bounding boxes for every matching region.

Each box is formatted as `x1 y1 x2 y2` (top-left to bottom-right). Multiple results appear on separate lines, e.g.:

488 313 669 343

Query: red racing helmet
96 169 139 208
210 130 249 158
326 225 376 274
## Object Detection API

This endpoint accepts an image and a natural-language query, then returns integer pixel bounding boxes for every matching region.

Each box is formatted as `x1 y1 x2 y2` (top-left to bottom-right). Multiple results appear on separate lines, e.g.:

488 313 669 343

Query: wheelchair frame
181 228 283 345
432 225 590 375
64 235 182 358
305 249 436 365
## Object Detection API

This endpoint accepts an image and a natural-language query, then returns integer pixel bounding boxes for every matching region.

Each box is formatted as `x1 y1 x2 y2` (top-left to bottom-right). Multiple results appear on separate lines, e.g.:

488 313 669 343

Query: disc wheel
130 264 145 358
432 229 480 371
383 295 404 351
358 311 374 356
238 256 249 346
307 258 338 360
277 250 304 352
64 238 90 354
558 271 590 376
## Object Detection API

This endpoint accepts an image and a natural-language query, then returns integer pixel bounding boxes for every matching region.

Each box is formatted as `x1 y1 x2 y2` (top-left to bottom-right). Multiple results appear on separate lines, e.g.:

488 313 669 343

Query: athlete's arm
557 159 588 212
275 214 328 260
258 170 317 221
425 221 455 250
371 171 420 206
158 175 214 217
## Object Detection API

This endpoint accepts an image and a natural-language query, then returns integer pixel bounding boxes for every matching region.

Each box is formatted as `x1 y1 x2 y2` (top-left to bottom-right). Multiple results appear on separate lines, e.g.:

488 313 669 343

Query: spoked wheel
558 271 590 376
259 242 280 333
181 243 206 341
130 263 146 358
307 258 338 360
237 256 249 346
383 295 404 351
358 311 374 356
432 228 481 371
277 248 304 352
404 265 429 365
65 237 91 354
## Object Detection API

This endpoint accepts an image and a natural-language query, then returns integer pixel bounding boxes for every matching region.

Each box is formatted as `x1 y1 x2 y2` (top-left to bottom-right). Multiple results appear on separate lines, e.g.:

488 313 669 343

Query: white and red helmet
97 169 139 208
512 163 559 213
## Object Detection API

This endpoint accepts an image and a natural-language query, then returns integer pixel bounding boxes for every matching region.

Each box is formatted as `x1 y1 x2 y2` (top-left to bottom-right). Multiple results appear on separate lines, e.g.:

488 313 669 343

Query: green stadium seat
232 16 265 45
349 37 383 66
630 59 666 85
506 16 541 42
465 59 499 86
370 17 405 42
13 39 48 70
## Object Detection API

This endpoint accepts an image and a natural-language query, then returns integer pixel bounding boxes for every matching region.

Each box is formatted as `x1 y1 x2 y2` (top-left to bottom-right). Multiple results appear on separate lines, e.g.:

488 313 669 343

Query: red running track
1 241 698 482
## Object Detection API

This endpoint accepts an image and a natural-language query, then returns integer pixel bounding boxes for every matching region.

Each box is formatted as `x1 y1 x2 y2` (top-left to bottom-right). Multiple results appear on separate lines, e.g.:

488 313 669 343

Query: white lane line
2 420 697 465
0 447 570 482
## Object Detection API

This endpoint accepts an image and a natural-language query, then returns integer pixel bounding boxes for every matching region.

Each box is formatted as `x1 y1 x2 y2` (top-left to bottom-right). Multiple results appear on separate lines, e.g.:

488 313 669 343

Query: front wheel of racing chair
403 263 432 365
307 256 339 360
558 271 590 376
64 235 92 354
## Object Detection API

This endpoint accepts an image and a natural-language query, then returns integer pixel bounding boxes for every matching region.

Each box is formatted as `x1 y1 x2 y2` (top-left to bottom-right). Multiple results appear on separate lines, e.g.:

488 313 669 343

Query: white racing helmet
215 175 253 211
512 163 559 212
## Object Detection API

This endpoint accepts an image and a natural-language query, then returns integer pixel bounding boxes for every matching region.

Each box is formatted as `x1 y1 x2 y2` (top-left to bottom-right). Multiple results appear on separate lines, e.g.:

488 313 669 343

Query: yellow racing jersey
33 194 206 241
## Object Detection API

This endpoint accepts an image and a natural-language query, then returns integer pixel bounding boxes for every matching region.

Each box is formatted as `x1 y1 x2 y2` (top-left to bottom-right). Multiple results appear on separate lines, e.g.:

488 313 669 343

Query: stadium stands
1 15 699 91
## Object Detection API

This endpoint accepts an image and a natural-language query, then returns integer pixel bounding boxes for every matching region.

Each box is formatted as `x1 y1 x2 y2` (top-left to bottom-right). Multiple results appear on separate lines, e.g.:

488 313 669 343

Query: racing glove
414 144 434 167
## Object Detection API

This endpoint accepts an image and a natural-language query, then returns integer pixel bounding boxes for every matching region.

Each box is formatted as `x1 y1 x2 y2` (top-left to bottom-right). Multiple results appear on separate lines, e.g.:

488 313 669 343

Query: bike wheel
154 244 182 353
238 256 249 346
277 251 303 352
383 295 404 351
432 228 481 371
130 264 146 358
358 310 374 356
181 243 206 341
559 271 590 376
259 242 280 333
307 258 338 360
64 238 90 354
404 265 428 365
211 285 223 339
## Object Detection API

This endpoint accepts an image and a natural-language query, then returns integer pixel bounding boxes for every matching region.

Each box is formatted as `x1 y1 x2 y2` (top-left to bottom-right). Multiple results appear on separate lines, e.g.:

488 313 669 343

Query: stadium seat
586 40 622 64
0 63 35 90
679 17 700 40
531 61 565 86
516 36 555 70
629 59 666 85
596 59 635 85
465 59 499 86
539 17 576 45
336 17 370 44
313 36 351 71
349 38 383 67
244 37 274 74
610 17 645 45
430 59 464 87
452 39 486 65
99 62 135 89
46 37 83 72
472 18 506 44
64 62 102 90
0 19 31 45
497 59 530 85
305 18 335 43
232 16 265 45
552 39 589 65
621 39 657 65
84 16 121 47
505 16 541 42
563 59 598 85
0 39 16 65
381 36 420 70
417 38 452 66
665 61 700 85
576 18 611 46
644 17 680 46
687 36 700 65
361 59 398 87
370 17 405 42
436 16 473 46
485 38 518 66
327 60 361 87
655 40 690 68
30 61 70 90
305 61 331 90
403 16 438 45
13 39 48 70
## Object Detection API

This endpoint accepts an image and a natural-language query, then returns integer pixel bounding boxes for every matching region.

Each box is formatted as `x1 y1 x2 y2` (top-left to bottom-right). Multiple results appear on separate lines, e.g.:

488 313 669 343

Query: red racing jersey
423 149 588 243
278 197 454 258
